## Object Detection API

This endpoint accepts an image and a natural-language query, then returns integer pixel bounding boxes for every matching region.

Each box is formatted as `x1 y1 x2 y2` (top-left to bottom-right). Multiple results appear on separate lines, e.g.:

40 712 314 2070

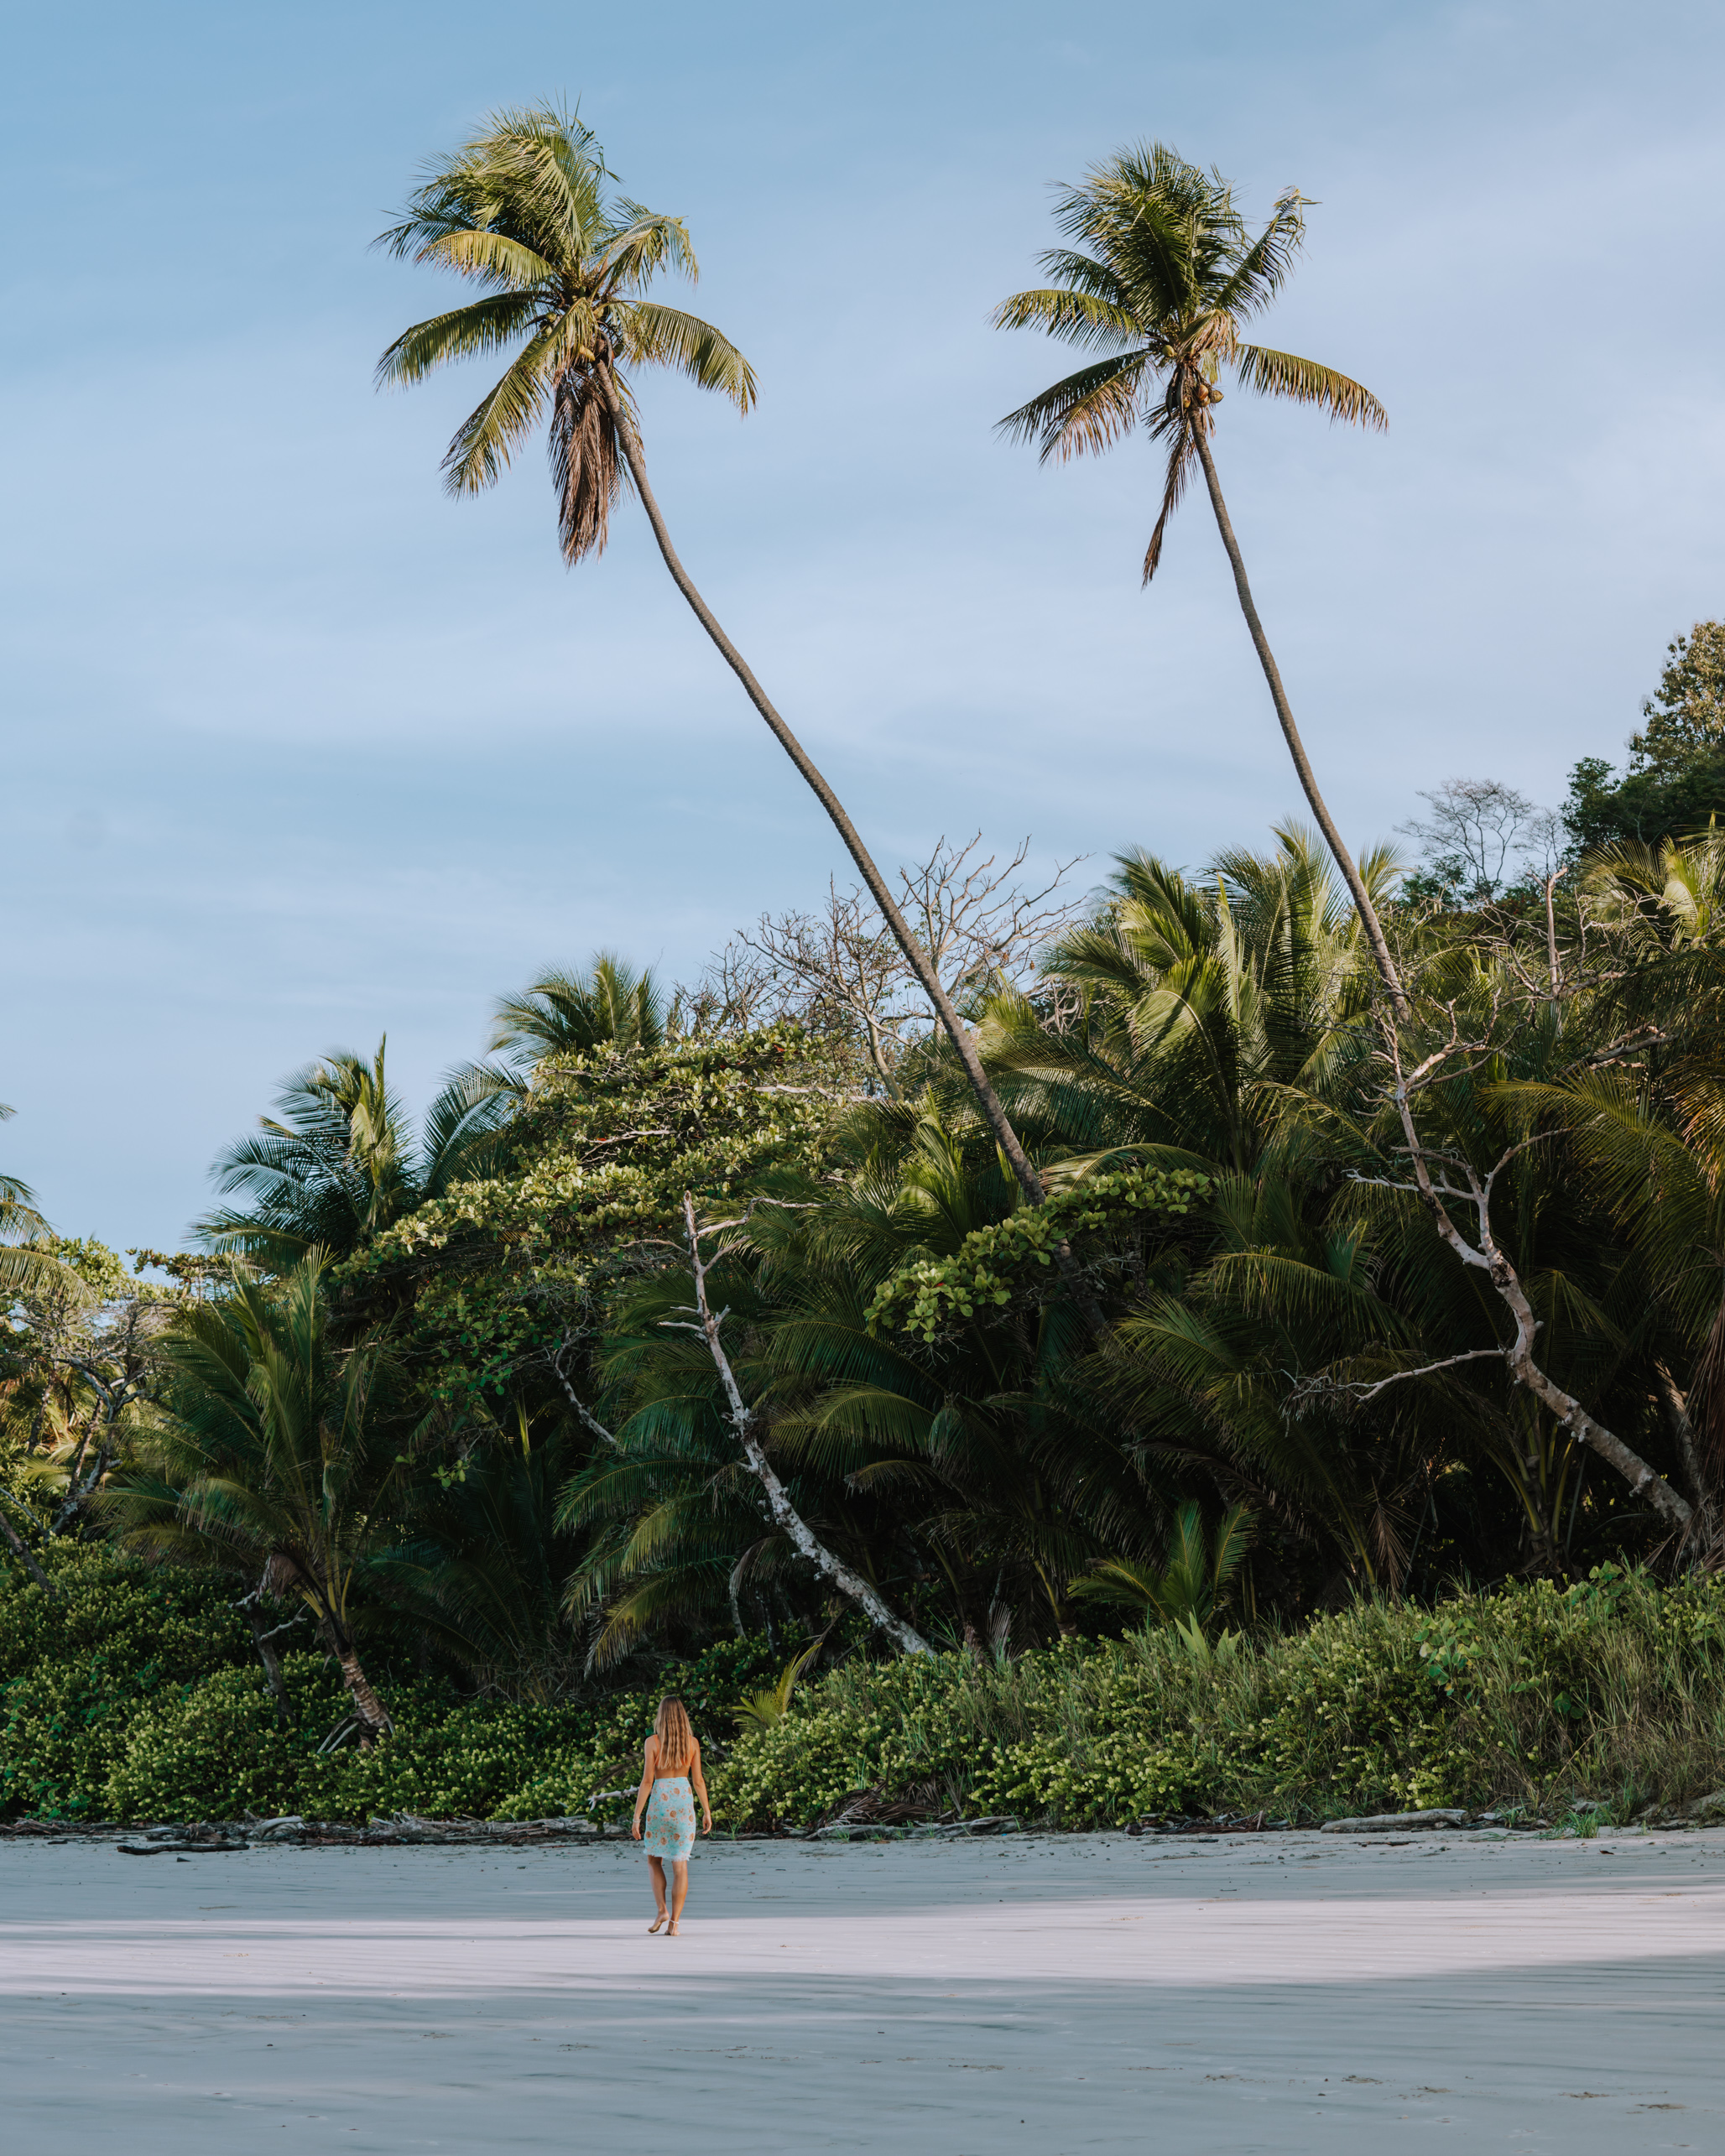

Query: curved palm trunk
313 1601 393 1738
1194 425 1691 1533
1386 1039 1693 1539
335 1644 393 1739
1191 429 1409 1022
597 369 1046 1206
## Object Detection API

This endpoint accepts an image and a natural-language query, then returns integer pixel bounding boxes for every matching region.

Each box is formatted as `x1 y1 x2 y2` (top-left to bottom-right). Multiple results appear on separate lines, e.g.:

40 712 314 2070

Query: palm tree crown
993 143 1404 1014
490 953 666 1069
1 1101 49 1252
0 1101 73 1303
375 105 755 563
993 143 1384 581
195 1040 510 1268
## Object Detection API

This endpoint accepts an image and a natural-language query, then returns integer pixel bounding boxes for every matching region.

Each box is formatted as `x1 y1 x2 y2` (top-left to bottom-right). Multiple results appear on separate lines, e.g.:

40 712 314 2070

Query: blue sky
5 0 1723 1251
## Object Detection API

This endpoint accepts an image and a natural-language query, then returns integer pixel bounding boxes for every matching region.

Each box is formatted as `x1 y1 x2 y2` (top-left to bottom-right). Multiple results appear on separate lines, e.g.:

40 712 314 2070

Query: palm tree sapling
109 1258 404 1740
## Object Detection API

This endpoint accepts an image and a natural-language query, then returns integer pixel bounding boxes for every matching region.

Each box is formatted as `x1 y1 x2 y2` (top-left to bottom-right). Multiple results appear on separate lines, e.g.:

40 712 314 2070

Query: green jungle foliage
9 113 1725 1831
8 622 1725 1825
343 1025 851 1409
717 1562 1725 1828
0 1547 782 1823
4 1549 1725 1829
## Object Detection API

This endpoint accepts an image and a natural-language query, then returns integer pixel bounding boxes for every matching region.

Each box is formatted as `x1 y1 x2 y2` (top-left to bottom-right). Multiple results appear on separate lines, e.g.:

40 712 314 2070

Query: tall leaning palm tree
374 105 1055 1208
994 144 1405 1016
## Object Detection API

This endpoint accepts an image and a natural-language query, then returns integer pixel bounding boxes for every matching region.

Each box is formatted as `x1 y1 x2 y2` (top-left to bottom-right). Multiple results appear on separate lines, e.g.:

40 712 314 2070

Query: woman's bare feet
667 1919 681 1936
648 1912 667 1934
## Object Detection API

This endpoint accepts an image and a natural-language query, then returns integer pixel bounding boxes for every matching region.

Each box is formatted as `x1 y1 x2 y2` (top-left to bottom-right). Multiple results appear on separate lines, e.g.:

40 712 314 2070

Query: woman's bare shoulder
643 1732 659 1758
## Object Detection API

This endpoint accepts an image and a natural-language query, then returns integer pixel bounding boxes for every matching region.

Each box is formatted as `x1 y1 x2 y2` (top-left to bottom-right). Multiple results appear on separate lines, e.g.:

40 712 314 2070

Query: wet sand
3 1825 1722 2151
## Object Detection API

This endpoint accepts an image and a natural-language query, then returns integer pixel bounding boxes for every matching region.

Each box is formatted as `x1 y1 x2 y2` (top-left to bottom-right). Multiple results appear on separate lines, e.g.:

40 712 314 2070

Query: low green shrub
106 1657 348 1820
8 1548 1725 1827
0 1544 253 1690
0 1548 257 1817
713 1565 1725 1829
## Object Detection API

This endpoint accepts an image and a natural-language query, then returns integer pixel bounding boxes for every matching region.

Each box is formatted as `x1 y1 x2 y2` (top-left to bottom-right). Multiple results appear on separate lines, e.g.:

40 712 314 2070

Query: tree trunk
54 1417 93 1531
1656 1365 1711 1522
602 371 1123 1342
734 1414 933 1656
1191 425 1409 1021
597 365 1046 1206
242 1607 294 1729
0 1502 55 1596
52 1441 115 1538
331 1638 393 1738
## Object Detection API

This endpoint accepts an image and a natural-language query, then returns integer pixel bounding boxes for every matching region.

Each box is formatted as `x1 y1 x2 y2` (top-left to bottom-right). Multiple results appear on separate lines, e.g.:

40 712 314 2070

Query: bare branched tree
687 835 1089 1090
1399 779 1562 907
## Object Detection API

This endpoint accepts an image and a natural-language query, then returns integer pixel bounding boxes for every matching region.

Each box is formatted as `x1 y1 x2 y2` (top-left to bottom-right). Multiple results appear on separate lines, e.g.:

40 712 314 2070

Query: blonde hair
654 1696 696 1773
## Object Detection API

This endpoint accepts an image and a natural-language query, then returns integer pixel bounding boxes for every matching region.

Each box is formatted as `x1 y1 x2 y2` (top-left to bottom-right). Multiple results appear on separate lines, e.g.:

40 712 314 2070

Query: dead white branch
1306 1345 1514 1407
551 1343 618 1450
674 1193 933 1655
1383 1021 1691 1530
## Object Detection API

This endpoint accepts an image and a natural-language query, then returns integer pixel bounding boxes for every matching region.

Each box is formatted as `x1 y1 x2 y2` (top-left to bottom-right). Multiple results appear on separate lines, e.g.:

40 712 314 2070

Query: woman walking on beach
633 1696 711 1935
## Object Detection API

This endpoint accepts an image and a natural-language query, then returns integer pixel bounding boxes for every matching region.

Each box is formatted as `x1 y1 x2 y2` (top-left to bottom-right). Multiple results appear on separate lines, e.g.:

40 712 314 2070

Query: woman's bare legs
667 1858 690 1933
647 1854 669 1929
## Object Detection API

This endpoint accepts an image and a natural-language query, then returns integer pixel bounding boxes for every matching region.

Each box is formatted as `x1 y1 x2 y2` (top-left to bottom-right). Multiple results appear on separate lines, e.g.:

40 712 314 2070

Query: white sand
4 1826 1723 2151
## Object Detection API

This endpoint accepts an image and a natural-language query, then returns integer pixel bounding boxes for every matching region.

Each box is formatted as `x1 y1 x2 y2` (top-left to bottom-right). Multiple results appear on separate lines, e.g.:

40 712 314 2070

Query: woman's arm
631 1736 659 1841
690 1742 712 1833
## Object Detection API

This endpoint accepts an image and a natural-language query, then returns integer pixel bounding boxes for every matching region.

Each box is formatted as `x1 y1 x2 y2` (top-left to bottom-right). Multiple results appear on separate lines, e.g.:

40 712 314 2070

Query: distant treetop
1564 620 1725 853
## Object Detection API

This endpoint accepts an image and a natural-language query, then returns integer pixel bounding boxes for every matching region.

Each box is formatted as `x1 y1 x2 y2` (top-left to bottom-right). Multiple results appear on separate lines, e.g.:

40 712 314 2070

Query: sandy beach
3 1826 1722 2152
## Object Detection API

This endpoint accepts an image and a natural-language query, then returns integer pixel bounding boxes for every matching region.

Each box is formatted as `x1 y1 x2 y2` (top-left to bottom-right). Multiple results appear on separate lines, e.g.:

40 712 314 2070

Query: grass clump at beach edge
7 1553 1725 1827
721 1562 1725 1827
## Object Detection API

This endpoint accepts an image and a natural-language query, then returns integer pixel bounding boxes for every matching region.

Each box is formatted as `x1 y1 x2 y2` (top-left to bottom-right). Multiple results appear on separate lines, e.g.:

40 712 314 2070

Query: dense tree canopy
13 749 1725 1706
1565 622 1725 850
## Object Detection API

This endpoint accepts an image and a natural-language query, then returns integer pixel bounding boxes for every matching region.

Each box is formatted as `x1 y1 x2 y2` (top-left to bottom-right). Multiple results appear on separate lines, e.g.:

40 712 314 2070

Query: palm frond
1211 191 1308 318
989 283 1139 352
440 331 558 495
616 302 756 410
597 209 700 293
1143 428 1198 583
1233 346 1386 430
374 294 548 388
996 352 1145 461
549 367 626 562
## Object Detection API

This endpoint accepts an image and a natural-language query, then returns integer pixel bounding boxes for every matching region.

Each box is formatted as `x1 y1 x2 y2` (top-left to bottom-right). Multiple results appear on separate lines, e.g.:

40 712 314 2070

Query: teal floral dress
642 1775 696 1862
